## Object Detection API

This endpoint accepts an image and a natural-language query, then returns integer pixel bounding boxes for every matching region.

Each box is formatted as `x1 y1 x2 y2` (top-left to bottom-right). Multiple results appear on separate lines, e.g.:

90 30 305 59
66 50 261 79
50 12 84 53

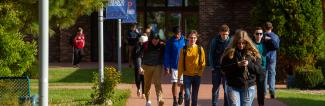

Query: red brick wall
51 0 255 63
199 0 254 48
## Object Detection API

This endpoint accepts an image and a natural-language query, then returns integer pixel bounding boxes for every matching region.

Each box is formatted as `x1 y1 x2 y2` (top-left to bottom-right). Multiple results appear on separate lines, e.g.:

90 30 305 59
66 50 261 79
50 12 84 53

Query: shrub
90 66 121 105
251 0 325 82
316 58 325 81
0 27 37 76
23 61 39 79
294 66 324 89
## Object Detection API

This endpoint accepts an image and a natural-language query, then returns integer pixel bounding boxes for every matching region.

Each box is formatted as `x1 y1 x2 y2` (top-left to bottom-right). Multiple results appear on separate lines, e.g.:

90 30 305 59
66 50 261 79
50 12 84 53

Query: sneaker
142 94 146 99
173 101 178 106
73 64 79 68
158 100 164 106
137 89 141 97
178 93 183 105
270 94 275 99
146 100 151 106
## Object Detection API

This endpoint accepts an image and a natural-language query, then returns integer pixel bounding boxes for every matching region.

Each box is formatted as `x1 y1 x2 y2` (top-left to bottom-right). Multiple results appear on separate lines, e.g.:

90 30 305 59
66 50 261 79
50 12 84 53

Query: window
185 0 198 7
168 0 182 7
137 0 145 7
148 0 165 7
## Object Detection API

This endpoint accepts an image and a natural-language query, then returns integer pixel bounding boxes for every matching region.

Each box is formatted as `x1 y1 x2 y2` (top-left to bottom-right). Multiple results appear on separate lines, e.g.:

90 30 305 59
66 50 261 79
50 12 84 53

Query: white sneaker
145 100 151 106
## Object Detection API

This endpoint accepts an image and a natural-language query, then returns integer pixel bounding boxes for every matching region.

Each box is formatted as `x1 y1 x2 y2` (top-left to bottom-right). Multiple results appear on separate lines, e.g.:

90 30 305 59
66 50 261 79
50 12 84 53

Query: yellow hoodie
178 44 206 78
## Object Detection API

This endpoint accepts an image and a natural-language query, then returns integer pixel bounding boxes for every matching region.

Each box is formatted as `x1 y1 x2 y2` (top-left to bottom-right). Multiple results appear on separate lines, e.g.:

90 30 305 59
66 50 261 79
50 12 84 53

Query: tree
251 0 325 68
0 0 107 76
251 0 325 82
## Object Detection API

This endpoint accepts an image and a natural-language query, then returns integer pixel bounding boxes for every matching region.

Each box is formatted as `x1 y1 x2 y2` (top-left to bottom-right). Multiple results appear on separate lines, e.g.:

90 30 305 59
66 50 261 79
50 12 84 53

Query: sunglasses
256 33 263 35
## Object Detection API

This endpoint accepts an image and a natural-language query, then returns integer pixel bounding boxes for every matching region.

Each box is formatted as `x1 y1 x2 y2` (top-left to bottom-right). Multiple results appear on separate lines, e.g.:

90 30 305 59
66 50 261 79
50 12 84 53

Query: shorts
171 68 183 84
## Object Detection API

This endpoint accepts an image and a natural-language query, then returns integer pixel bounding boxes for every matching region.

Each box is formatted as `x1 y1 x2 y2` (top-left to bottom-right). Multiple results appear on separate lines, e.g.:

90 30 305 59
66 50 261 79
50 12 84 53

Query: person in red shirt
73 27 85 67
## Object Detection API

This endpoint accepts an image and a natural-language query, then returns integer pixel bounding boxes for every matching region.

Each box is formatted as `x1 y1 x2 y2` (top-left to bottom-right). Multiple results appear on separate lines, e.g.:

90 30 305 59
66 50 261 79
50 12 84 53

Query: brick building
49 0 258 63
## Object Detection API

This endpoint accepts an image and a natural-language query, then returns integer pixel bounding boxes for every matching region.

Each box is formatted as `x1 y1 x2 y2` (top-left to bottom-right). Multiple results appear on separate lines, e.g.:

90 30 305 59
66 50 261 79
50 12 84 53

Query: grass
277 89 325 106
28 66 133 105
121 67 135 84
31 88 130 105
30 67 134 84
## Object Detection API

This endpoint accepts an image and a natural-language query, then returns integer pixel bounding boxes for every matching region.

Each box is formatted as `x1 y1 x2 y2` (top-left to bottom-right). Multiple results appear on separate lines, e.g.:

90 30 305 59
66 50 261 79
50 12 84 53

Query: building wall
49 16 92 62
199 0 254 48
51 0 255 63
49 32 60 62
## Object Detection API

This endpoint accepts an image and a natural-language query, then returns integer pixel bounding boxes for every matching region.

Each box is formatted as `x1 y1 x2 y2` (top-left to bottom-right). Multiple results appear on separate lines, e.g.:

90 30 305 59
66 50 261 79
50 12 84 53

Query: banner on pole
106 0 128 19
122 0 137 23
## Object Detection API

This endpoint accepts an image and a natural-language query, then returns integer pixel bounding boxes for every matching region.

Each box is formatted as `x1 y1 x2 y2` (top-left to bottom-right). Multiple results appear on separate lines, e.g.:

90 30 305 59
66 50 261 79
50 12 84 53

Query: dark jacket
209 34 231 70
221 48 262 89
264 32 280 64
127 30 140 45
142 41 165 66
132 42 144 68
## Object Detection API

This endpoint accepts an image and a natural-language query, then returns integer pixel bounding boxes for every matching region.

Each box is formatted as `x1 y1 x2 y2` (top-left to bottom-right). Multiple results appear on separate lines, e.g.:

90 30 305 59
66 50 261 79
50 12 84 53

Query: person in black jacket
221 29 262 106
132 35 148 98
141 36 165 106
128 24 141 68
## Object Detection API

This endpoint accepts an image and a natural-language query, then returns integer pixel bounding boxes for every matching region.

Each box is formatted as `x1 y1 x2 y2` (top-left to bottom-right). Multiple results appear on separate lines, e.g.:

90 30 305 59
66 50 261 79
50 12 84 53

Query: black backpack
183 45 202 72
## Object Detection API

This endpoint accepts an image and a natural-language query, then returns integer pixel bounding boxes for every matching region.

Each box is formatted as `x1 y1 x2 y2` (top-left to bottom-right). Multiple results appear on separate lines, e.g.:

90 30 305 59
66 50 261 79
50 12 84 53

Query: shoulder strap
183 46 187 72
198 45 202 66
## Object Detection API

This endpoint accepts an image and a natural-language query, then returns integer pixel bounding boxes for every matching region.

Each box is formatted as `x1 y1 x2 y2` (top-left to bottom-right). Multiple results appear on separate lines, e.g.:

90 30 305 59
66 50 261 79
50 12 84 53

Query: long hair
221 29 261 62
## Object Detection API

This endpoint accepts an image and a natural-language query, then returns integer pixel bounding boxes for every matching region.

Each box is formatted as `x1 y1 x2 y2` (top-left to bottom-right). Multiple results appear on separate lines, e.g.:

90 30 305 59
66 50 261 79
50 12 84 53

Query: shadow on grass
53 67 134 84
57 69 97 83
277 97 325 106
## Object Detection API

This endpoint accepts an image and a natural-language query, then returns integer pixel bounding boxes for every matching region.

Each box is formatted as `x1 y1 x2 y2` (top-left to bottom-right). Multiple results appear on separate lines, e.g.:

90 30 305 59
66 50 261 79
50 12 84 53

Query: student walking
221 30 262 106
209 24 231 106
128 24 141 68
177 31 206 106
73 27 85 67
254 27 267 106
132 35 148 98
141 36 165 106
163 26 186 106
264 22 280 99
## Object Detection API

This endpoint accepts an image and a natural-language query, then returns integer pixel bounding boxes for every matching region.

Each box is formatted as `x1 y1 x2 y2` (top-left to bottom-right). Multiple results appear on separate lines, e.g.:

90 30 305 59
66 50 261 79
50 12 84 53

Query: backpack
183 45 202 72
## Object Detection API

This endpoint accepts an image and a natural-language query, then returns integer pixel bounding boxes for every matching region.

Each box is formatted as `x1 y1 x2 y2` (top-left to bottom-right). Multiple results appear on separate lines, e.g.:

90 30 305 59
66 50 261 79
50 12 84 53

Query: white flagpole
39 0 49 105
118 19 122 72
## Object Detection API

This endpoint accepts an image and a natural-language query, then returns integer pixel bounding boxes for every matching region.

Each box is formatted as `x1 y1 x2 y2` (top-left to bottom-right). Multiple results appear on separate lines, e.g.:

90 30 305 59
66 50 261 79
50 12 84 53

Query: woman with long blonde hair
221 29 262 106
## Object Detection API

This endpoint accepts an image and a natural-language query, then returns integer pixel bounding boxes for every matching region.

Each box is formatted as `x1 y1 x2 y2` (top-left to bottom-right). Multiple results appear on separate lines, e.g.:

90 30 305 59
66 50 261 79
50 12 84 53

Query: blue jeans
212 70 228 106
266 60 276 95
183 75 201 106
227 85 256 106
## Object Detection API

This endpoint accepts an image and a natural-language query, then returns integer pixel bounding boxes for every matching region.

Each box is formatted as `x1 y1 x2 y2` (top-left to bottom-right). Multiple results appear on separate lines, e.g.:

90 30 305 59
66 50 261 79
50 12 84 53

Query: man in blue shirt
264 22 280 99
163 26 186 106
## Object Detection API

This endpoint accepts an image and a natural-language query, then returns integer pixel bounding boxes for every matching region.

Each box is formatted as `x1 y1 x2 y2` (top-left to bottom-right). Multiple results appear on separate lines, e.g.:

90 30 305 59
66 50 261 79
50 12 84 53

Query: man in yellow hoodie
177 30 206 106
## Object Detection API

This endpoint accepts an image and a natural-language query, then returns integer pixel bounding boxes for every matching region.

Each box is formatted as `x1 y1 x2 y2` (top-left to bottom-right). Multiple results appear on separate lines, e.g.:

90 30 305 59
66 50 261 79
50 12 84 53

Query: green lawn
277 89 325 106
29 67 133 105
31 88 130 106
30 67 134 84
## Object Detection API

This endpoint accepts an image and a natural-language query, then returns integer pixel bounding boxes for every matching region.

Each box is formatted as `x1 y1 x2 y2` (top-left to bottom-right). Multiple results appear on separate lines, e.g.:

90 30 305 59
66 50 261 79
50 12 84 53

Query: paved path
124 69 287 106
49 62 287 106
